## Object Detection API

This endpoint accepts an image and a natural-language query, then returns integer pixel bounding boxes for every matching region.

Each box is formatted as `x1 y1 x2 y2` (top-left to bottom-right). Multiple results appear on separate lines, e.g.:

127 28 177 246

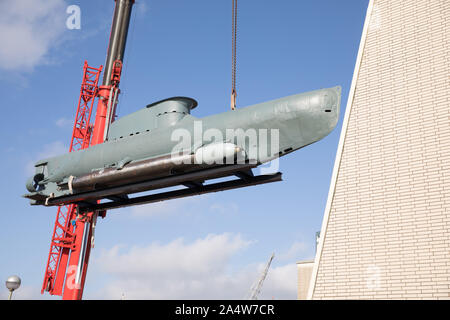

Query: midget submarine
24 86 341 212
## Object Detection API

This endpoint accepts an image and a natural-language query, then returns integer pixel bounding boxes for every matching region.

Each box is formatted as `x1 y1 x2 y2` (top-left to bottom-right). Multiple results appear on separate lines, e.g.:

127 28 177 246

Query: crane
246 253 275 300
41 0 135 300
34 0 339 300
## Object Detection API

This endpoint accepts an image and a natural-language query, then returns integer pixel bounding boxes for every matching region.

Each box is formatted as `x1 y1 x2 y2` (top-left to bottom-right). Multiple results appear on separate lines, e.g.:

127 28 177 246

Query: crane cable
230 0 237 110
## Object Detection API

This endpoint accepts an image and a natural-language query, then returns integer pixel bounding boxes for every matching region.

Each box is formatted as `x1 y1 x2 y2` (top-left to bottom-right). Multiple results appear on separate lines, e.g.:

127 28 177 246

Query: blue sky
0 0 368 299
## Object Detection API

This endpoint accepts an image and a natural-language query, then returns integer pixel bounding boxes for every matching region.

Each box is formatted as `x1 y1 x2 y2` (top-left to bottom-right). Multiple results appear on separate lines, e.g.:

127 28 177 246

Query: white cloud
89 233 297 300
128 194 240 220
128 193 242 219
135 0 148 16
38 140 67 158
277 241 308 262
0 0 67 71
0 285 48 300
209 202 239 215
261 264 297 300
26 140 67 175
130 196 208 219
55 117 73 128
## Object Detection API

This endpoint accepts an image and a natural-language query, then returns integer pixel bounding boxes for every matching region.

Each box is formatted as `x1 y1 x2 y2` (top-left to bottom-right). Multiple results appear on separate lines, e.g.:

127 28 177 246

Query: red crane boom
41 62 102 296
41 0 134 300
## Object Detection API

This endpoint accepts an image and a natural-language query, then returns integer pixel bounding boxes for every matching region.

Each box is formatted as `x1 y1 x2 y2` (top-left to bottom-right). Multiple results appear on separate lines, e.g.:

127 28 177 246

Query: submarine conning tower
107 96 198 140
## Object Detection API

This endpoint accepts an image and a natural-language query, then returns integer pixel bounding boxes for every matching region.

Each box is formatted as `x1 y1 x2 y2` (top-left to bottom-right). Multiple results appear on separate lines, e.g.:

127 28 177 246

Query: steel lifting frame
41 62 102 295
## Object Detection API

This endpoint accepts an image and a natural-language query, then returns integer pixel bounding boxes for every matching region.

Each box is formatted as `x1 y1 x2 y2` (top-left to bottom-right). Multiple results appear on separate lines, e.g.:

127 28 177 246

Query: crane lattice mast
41 0 134 300
247 253 275 300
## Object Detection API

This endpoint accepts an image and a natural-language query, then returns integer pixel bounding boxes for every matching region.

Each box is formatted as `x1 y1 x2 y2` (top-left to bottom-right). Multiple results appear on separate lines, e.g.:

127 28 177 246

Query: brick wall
310 0 450 299
297 261 314 300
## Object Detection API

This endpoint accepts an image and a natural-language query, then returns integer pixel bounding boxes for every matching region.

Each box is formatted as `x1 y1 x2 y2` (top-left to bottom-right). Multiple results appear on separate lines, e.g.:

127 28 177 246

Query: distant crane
246 253 275 300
